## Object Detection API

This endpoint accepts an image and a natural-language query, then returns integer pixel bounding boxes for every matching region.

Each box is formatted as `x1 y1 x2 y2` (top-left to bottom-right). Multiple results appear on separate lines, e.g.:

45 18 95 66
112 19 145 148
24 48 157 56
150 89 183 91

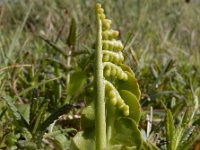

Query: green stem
55 65 61 103
95 14 106 150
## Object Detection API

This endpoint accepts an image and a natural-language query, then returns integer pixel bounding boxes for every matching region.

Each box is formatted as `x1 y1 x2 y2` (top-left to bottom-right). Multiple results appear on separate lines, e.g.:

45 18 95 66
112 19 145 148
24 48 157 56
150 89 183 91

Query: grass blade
165 109 175 150
39 104 73 132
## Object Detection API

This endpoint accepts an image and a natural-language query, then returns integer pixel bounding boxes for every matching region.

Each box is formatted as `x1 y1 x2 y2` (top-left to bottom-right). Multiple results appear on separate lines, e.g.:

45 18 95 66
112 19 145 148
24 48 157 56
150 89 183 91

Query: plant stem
95 13 106 150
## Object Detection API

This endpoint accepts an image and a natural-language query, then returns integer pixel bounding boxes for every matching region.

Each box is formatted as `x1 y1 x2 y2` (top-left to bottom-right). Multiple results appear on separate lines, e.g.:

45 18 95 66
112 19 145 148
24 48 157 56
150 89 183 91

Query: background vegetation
0 0 200 149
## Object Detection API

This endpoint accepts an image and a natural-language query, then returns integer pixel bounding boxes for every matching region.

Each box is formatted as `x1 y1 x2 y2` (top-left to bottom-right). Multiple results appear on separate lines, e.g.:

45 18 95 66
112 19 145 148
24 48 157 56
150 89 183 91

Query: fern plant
71 3 143 150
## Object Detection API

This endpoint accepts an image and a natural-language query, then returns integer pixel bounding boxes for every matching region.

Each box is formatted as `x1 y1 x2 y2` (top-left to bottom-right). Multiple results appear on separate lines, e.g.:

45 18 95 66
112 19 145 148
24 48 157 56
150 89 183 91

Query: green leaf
171 102 185 119
1 95 29 128
165 109 175 150
142 140 159 150
17 140 37 150
67 69 87 98
70 130 95 150
81 102 95 130
104 145 136 150
39 104 73 132
173 126 184 150
16 104 30 123
178 126 195 147
30 98 40 127
180 107 190 126
67 18 77 47
0 108 7 121
47 134 71 150
178 126 200 150
31 99 48 135
120 64 135 75
111 117 142 149
120 90 141 124
4 132 19 147
117 71 141 100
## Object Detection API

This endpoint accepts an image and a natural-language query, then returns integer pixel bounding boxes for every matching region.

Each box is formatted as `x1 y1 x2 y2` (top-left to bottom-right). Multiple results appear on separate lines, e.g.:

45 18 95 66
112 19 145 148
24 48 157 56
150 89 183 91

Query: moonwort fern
71 3 143 150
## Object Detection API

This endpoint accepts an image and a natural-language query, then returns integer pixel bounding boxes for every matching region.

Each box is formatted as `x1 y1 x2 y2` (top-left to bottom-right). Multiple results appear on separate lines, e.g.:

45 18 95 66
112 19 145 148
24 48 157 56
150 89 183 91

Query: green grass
0 0 200 149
